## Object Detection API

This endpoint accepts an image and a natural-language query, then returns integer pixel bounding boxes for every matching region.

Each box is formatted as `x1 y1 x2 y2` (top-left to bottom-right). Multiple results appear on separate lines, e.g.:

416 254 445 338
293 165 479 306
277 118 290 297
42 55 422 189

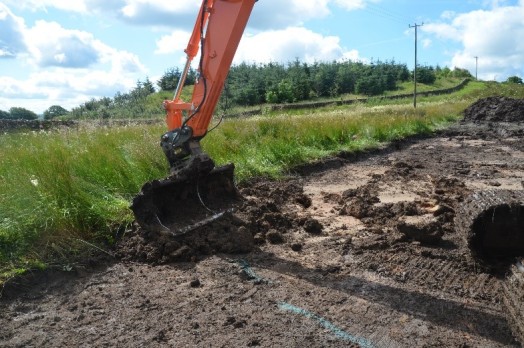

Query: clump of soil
463 96 524 123
336 162 466 251
396 214 444 244
116 214 254 264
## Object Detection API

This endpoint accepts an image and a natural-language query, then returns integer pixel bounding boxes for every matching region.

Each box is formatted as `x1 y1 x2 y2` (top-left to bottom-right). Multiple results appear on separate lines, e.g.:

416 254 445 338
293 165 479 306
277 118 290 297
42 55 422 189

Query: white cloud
341 49 363 62
119 0 198 25
1 0 88 12
25 21 101 68
0 3 27 57
154 25 361 68
0 4 146 113
0 68 138 112
250 0 380 28
333 0 382 12
108 50 146 74
440 10 456 20
424 2 524 80
423 23 461 41
333 0 367 11
154 30 191 55
0 76 46 99
21 19 146 72
248 0 330 29
1 0 192 22
234 27 360 64
1 4 145 72
483 0 510 8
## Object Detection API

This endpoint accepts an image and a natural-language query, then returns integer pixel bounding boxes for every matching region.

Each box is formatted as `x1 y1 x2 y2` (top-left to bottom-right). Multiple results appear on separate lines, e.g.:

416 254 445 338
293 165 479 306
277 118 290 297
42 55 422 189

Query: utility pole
409 23 423 108
474 56 478 80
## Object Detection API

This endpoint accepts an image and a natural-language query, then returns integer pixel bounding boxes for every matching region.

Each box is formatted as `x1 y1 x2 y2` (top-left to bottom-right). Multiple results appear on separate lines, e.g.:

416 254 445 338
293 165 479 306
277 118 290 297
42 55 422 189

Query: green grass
0 125 167 275
1 80 523 281
205 103 458 179
392 77 464 94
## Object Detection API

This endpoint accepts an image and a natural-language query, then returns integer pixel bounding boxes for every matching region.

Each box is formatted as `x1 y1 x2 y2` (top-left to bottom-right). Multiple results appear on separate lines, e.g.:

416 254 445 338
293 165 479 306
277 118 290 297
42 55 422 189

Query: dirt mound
463 96 524 123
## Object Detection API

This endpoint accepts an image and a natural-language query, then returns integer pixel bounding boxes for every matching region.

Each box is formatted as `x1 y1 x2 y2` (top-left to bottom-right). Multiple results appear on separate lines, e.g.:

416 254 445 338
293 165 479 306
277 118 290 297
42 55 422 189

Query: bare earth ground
1 98 524 347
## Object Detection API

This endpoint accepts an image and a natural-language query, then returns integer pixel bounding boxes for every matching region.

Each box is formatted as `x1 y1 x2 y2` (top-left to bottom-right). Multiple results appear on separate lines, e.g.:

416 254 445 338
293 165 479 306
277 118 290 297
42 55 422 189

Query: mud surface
503 258 524 346
2 97 524 347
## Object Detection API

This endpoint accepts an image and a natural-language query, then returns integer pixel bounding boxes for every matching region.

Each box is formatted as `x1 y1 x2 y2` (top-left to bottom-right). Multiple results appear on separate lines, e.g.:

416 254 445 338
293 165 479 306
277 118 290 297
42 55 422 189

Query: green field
1 80 524 281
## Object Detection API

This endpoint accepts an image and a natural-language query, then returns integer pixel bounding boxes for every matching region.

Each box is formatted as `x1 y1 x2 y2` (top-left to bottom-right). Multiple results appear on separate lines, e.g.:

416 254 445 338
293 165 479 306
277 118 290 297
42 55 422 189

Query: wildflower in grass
30 176 39 187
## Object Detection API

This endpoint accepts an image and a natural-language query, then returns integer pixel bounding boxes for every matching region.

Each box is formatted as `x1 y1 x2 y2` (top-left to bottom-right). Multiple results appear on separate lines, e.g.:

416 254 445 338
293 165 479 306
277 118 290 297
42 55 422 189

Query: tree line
0 107 39 120
4 59 501 121
0 104 68 121
221 59 411 107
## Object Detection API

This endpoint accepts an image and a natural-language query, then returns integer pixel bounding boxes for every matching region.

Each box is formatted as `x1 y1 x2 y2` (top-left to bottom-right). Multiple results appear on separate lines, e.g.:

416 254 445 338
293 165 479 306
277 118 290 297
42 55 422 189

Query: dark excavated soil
1 97 524 347
504 258 524 346
463 96 524 123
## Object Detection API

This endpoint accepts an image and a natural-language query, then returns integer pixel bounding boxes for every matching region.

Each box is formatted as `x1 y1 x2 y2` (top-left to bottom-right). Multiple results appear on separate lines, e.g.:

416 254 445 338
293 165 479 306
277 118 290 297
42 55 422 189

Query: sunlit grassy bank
207 102 460 179
1 81 523 280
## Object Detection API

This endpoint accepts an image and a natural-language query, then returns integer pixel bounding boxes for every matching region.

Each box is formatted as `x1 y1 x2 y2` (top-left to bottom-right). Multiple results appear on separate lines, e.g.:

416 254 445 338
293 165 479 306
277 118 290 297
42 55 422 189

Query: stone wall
0 119 162 133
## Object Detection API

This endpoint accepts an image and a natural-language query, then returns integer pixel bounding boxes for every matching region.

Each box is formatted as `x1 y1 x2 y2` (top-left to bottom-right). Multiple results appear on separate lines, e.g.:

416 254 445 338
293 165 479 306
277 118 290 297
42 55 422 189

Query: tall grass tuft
0 125 166 274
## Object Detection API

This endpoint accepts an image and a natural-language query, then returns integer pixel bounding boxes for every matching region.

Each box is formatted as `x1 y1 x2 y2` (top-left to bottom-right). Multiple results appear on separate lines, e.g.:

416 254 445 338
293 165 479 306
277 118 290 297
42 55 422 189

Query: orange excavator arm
160 0 257 172
131 0 257 236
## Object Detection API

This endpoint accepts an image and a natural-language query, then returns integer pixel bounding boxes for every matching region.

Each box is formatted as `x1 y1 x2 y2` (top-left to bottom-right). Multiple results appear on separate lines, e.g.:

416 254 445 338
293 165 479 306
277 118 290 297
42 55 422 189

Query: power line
366 3 413 24
360 4 411 25
356 36 408 49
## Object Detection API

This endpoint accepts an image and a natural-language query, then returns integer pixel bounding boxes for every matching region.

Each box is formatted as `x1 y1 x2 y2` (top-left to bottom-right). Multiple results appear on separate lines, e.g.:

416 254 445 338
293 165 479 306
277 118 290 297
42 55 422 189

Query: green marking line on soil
278 302 375 348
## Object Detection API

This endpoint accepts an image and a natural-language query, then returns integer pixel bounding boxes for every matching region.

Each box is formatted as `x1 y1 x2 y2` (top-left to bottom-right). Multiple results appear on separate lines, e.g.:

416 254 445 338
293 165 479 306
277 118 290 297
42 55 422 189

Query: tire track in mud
504 260 524 345
251 249 513 347
351 246 503 304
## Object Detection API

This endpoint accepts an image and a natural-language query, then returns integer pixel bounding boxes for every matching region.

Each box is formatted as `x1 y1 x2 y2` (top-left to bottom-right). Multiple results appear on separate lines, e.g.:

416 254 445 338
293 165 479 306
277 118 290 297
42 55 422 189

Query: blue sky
1 0 524 113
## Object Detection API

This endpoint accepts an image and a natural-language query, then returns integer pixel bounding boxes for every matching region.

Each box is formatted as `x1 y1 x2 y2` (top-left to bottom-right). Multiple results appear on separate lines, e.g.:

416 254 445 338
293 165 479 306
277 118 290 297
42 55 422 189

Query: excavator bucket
131 163 241 236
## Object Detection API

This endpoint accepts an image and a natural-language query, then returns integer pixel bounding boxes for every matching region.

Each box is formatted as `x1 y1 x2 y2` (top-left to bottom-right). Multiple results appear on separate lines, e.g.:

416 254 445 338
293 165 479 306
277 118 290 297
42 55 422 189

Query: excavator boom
166 0 256 137
161 0 256 171
131 0 257 235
